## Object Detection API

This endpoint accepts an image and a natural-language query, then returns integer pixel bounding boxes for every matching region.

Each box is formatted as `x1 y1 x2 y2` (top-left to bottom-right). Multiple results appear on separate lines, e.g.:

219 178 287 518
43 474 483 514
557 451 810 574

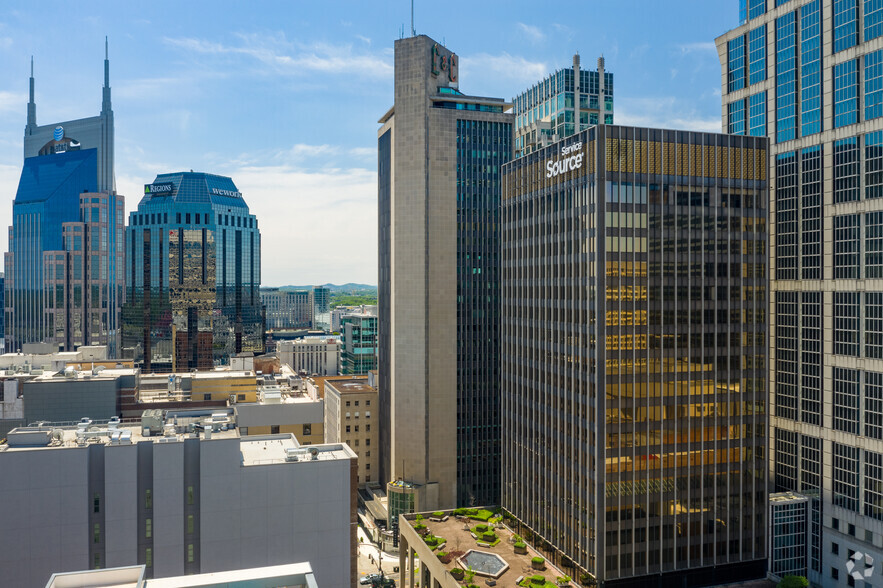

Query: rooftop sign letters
211 187 241 198
144 182 175 195
431 43 458 84
546 141 584 179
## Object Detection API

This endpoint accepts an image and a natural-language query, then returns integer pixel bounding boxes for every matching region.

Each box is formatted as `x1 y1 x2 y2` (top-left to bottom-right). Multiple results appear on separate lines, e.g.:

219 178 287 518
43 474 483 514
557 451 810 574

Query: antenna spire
411 0 415 36
26 55 36 131
102 36 112 114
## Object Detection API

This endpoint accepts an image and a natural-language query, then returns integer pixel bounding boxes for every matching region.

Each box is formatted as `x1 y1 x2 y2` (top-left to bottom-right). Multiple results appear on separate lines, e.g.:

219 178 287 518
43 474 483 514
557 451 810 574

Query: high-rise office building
122 172 262 372
312 286 331 331
502 125 769 587
5 43 124 355
378 34 512 511
513 53 613 157
718 2 883 585
339 310 377 374
260 288 313 330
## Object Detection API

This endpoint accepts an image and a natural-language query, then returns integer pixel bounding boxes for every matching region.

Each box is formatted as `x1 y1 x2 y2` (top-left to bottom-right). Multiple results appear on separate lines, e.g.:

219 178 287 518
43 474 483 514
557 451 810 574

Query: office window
187 486 194 505
866 450 883 520
94 553 101 569
145 489 152 509
834 214 861 278
145 547 153 568
93 523 101 544
834 0 859 52
303 423 312 436
801 292 822 425
800 1 822 136
775 292 798 421
749 92 767 136
145 518 152 539
871 134 883 204
801 435 821 490
187 514 194 534
345 425 350 433
801 146 822 279
866 0 883 41
728 37 746 92
775 428 798 490
834 367 860 434
835 138 860 202
270 425 280 434
867 371 883 439
776 12 798 141
834 443 860 511
833 542 840 555
868 294 883 359
93 493 100 513
748 0 766 20
834 59 859 128
729 100 746 135
748 26 767 84
835 292 861 356
187 543 194 563
776 152 798 279
867 50 883 120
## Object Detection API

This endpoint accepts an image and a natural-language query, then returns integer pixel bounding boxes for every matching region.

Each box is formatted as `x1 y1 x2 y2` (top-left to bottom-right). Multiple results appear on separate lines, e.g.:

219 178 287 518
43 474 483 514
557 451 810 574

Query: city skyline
0 0 735 286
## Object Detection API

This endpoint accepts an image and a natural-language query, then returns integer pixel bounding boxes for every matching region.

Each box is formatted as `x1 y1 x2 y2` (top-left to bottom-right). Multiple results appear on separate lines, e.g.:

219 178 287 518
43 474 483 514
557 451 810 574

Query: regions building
513 53 613 157
5 43 124 356
717 2 883 585
378 34 512 511
122 172 262 372
502 125 768 586
0 415 356 587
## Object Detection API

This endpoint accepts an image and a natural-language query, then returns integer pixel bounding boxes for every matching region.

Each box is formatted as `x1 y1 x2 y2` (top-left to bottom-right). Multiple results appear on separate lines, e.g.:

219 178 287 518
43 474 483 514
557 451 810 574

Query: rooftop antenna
411 0 415 36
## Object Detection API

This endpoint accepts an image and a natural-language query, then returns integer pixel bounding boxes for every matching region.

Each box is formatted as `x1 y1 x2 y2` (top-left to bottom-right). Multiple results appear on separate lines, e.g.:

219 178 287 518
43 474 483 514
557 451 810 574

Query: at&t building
122 172 262 372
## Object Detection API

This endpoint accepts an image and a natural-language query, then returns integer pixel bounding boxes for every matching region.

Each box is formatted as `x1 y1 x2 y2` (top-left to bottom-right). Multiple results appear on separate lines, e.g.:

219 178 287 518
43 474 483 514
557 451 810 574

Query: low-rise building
234 378 324 445
278 337 339 376
325 374 377 486
22 367 138 425
0 415 356 587
45 562 318 588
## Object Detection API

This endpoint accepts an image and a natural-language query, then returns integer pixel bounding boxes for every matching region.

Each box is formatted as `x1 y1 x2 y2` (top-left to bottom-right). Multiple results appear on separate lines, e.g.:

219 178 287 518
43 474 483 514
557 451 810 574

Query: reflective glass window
867 131 883 198
748 26 767 85
800 1 822 136
728 37 746 92
835 137 860 203
776 12 798 141
867 50 883 120
834 59 859 128
834 214 861 278
868 212 883 276
749 91 767 136
866 0 883 41
834 0 859 52
728 100 746 135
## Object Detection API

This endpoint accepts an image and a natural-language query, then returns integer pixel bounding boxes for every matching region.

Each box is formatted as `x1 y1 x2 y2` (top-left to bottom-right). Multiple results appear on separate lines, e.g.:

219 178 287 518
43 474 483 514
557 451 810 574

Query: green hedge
532 556 545 565
431 511 445 518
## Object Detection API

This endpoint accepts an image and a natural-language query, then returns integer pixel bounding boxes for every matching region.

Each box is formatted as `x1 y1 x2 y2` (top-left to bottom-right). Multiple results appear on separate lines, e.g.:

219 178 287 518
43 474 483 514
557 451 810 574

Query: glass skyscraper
502 126 768 587
513 54 614 157
378 35 511 510
719 2 883 585
5 43 123 355
122 172 262 372
340 311 377 375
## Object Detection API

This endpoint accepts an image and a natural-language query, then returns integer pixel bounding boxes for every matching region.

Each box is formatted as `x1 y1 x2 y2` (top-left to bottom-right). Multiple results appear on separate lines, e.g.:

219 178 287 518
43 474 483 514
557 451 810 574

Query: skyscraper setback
719 2 883 584
5 42 124 355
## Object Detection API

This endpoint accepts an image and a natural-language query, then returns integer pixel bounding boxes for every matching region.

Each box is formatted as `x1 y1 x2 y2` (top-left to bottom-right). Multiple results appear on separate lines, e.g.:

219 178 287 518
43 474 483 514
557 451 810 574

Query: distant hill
275 283 376 293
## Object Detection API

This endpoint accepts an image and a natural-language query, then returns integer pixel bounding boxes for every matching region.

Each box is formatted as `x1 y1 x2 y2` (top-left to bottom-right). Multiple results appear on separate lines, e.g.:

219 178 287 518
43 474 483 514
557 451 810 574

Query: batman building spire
101 36 111 115
26 56 36 134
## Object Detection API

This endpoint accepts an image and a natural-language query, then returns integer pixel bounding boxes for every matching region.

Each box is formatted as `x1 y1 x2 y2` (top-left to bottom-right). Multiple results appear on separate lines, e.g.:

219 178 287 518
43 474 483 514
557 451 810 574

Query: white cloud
163 33 393 79
677 42 717 55
615 97 722 133
459 52 547 96
0 91 25 113
517 23 544 43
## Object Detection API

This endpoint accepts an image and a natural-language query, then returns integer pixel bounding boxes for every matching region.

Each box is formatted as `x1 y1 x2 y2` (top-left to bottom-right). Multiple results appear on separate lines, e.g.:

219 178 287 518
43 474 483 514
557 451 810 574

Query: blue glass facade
799 1 822 136
868 50 883 120
750 91 768 136
748 26 767 84
867 0 883 41
835 59 860 128
834 0 859 52
776 11 798 141
729 99 747 134
122 172 262 371
728 37 747 92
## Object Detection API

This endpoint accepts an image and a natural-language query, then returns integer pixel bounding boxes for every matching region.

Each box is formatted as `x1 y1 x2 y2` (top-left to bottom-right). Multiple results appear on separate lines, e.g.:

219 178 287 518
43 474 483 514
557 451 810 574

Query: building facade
312 286 330 331
339 311 377 374
513 54 613 157
324 376 378 486
718 3 883 585
278 338 340 376
122 172 262 372
5 44 124 356
0 424 356 587
378 34 512 510
260 288 313 330
502 125 768 586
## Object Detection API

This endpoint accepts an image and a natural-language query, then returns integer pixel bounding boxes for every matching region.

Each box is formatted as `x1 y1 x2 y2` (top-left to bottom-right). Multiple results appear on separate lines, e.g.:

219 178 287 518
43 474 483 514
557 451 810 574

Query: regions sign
144 182 175 195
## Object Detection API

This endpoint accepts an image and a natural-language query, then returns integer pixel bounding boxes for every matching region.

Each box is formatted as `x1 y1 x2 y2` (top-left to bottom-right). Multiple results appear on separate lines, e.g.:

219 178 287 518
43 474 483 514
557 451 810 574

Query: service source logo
846 551 874 583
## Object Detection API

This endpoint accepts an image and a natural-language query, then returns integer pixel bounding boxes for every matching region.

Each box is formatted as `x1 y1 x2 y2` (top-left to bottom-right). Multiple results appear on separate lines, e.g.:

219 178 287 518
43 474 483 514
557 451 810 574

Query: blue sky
0 1 736 286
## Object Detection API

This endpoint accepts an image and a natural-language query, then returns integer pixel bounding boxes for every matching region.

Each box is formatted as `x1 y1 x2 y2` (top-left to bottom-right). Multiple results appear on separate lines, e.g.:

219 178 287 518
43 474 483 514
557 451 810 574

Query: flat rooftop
324 378 374 394
45 562 318 588
239 436 353 466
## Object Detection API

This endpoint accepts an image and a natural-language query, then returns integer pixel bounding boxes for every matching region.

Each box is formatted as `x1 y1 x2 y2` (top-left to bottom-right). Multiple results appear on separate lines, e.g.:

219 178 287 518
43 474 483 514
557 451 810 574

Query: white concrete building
45 562 318 588
278 337 340 376
0 420 356 587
